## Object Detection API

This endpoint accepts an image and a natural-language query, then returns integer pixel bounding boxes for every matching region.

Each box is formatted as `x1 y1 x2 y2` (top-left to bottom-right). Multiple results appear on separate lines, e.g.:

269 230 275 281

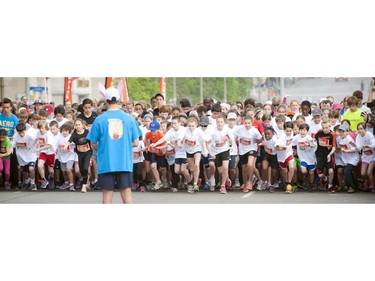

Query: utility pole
200 77 203 102
173 77 177 104
224 77 227 103
280 77 285 101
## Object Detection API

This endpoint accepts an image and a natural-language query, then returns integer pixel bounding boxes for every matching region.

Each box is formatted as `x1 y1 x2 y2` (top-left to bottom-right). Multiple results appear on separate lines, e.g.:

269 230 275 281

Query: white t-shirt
56 134 75 163
209 126 235 156
262 135 277 156
36 130 56 155
233 125 262 156
12 131 38 165
308 121 322 138
338 135 359 166
355 131 375 163
275 134 294 162
183 127 210 154
292 134 316 165
163 126 186 159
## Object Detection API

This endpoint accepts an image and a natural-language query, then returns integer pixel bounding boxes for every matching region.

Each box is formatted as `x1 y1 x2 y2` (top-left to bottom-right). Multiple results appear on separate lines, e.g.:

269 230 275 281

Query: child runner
56 122 76 191
275 121 295 193
0 129 14 190
354 122 375 192
337 124 359 193
261 127 279 192
66 118 92 193
205 113 235 194
314 119 337 193
13 122 38 190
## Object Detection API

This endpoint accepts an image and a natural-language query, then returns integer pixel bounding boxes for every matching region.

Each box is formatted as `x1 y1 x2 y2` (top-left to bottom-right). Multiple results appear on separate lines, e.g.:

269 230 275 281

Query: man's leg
102 189 114 204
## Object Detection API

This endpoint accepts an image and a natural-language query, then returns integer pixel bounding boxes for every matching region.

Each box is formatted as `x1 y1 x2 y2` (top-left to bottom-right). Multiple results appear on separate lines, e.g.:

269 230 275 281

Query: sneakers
59 182 70 190
274 179 280 189
49 184 55 190
203 182 210 190
131 183 138 191
220 185 227 194
193 183 199 192
234 179 241 189
29 183 37 191
22 181 30 189
328 187 336 193
285 184 293 194
209 182 215 192
140 186 146 192
81 184 88 193
75 179 83 189
363 181 370 191
171 187 178 193
209 176 215 189
242 185 249 193
4 182 11 190
69 184 75 191
371 187 375 193
187 184 194 193
256 180 263 191
39 179 49 189
261 180 268 190
225 178 232 188
347 187 355 193
268 185 275 193
246 182 253 191
154 181 162 190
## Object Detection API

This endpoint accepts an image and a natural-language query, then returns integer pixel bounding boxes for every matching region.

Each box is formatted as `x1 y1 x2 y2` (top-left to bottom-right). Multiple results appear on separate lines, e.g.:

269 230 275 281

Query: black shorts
187 151 200 158
21 161 36 173
175 158 188 165
262 153 279 170
316 155 335 174
214 150 230 168
146 153 167 168
239 150 257 165
229 155 237 169
97 172 133 190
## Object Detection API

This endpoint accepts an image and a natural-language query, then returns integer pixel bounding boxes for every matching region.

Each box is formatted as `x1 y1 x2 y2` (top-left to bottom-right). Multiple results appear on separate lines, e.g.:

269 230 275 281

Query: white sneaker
154 181 162 190
81 184 88 193
171 187 178 193
209 176 215 188
234 179 241 188
257 180 263 191
187 184 194 193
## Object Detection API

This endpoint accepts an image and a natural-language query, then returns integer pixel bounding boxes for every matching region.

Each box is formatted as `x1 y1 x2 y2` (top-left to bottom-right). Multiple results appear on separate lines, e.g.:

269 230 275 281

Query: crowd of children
1 86 375 196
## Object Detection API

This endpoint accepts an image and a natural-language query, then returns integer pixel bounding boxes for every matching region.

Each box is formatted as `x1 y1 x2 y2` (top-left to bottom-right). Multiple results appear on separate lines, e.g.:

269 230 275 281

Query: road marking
14 191 21 194
241 192 256 199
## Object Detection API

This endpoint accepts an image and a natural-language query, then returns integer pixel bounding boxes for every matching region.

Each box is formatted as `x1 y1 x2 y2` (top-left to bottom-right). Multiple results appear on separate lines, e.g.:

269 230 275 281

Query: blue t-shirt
87 109 142 174
0 113 18 138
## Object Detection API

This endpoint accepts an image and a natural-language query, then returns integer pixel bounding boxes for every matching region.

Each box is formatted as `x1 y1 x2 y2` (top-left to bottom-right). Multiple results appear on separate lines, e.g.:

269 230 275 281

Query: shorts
97 172 133 190
294 157 301 170
60 160 74 172
39 153 55 168
214 149 230 168
201 154 211 167
300 161 316 171
146 153 167 168
21 161 36 173
262 153 279 170
187 151 200 158
229 155 237 169
239 150 257 165
316 155 335 174
278 155 294 169
175 158 188 165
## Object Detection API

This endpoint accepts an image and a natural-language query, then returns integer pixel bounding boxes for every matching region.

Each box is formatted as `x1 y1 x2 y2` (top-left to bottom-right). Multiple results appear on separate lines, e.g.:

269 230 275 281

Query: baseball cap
227 112 237 120
221 103 230 111
200 116 209 126
104 87 120 101
332 103 341 110
143 113 153 120
319 97 328 103
149 121 160 131
45 104 54 115
33 99 43 105
312 108 322 116
338 124 349 132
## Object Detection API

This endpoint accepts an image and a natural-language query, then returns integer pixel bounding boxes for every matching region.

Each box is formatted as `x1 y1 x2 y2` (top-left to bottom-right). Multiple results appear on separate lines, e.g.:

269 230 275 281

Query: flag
105 77 113 88
63 77 79 105
160 77 166 104
120 77 129 102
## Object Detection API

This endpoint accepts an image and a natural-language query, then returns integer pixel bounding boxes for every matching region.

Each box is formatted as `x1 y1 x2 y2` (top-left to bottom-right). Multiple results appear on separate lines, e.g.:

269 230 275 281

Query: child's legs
247 155 256 181
287 160 295 183
344 164 355 188
261 160 269 182
328 168 334 185
361 163 369 180
337 167 344 187
367 162 375 187
3 158 11 182
0 158 4 179
37 159 46 179
192 153 201 184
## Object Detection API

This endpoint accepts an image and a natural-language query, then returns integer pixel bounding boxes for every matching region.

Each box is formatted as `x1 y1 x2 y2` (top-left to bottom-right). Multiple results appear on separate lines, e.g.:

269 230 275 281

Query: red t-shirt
145 130 166 156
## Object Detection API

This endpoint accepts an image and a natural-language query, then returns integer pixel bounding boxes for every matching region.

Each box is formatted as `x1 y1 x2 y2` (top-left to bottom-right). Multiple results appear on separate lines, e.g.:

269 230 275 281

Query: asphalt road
1 188 374 204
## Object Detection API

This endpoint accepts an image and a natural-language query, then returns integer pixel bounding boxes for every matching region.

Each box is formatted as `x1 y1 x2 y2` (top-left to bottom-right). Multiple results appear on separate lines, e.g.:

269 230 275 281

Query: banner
120 77 129 102
105 77 113 88
64 77 73 105
160 77 166 104
63 77 78 105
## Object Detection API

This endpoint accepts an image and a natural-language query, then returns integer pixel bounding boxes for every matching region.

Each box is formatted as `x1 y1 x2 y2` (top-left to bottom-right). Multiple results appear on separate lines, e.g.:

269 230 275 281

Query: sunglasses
200 125 208 127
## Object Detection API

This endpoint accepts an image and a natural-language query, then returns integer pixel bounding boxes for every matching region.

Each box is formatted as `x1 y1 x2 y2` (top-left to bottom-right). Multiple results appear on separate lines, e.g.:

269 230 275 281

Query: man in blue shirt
0 98 18 139
87 85 141 204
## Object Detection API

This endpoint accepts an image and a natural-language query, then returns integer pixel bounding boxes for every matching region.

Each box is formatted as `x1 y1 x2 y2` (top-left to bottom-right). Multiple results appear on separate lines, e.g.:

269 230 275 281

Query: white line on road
241 192 256 199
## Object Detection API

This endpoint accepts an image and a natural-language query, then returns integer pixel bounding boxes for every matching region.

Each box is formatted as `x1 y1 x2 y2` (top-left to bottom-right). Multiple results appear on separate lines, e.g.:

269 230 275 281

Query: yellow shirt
342 109 365 132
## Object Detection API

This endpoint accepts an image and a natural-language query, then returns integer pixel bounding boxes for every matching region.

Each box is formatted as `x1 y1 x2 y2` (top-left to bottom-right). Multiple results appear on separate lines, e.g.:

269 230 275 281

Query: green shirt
0 136 12 159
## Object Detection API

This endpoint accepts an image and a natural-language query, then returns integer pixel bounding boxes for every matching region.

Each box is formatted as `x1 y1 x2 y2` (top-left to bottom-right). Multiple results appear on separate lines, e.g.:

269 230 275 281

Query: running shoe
193 183 199 192
347 187 355 193
81 184 88 193
29 184 37 191
69 184 75 191
39 179 49 189
268 185 275 193
154 181 162 190
5 182 11 190
285 184 293 194
131 183 138 191
59 182 70 190
203 182 210 190
225 178 232 188
140 186 146 192
220 185 227 194
234 179 241 189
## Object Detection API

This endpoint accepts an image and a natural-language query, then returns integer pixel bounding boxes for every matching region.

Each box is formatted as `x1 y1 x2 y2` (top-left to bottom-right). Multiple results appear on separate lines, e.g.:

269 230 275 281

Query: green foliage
114 77 254 105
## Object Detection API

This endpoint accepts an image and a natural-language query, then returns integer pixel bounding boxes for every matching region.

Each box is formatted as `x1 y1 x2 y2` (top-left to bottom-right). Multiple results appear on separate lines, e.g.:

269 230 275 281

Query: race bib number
265 147 273 154
286 138 292 146
240 138 252 146
0 147 6 153
133 151 141 158
38 137 46 148
298 141 307 150
185 139 196 146
363 147 373 155
16 142 27 149
318 137 329 147
77 143 90 152
340 143 348 150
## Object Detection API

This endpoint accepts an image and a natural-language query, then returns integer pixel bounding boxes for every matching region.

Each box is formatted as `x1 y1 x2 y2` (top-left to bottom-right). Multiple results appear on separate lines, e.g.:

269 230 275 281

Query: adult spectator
87 85 142 204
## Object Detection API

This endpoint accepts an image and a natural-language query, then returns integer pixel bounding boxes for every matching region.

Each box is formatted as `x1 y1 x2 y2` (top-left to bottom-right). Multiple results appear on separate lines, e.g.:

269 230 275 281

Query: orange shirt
145 130 166 156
